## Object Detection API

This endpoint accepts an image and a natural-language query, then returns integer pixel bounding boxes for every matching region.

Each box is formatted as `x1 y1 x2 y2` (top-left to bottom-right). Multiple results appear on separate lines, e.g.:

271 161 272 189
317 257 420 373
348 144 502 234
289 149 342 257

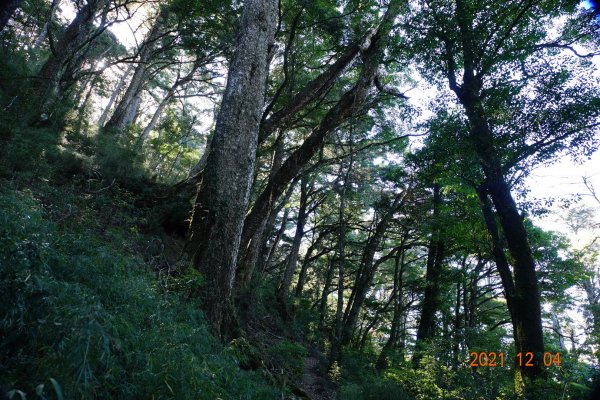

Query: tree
33 0 111 122
103 6 171 132
185 0 278 339
413 184 446 367
237 0 406 289
0 0 21 33
404 0 600 383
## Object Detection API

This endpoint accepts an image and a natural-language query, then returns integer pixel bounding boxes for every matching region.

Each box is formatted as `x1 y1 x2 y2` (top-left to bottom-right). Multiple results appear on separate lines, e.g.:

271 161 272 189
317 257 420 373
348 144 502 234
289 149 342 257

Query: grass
0 179 281 399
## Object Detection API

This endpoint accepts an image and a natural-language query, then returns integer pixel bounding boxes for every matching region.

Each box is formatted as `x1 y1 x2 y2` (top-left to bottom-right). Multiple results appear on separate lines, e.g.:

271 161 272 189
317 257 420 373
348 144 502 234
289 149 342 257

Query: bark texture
185 0 278 340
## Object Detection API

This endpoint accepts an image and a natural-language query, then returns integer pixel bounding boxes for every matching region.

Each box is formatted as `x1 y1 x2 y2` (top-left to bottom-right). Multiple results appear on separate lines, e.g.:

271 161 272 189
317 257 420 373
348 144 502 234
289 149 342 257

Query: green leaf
49 378 64 400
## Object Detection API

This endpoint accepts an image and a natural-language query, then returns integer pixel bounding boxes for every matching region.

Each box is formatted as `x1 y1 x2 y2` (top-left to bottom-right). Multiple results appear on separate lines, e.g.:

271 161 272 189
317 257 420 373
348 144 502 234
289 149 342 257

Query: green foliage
0 184 280 399
145 108 202 183
336 351 412 400
267 340 308 378
95 134 147 183
339 380 413 400
1 1 599 399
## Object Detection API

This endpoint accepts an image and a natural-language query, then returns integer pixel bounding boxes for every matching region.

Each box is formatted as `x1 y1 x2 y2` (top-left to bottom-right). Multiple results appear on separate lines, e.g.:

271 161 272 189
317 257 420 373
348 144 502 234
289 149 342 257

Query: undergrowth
0 180 281 399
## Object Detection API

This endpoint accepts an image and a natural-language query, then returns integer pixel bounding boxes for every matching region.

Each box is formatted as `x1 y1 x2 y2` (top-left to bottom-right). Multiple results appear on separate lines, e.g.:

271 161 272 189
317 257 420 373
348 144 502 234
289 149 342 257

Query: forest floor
0 172 329 399
300 355 335 400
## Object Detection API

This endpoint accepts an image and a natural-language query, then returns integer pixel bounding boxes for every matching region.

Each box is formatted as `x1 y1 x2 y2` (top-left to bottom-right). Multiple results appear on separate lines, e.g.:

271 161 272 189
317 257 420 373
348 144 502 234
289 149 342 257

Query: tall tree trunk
277 177 311 312
357 293 395 353
262 206 290 276
33 0 108 121
341 191 407 346
33 0 61 48
0 0 21 33
139 92 171 143
453 280 462 367
238 0 404 282
551 313 566 351
476 185 517 316
104 8 169 132
475 183 545 375
319 256 335 334
184 0 278 340
413 184 445 367
295 240 316 298
295 224 331 297
583 278 600 363
237 136 287 288
376 250 405 371
330 157 352 366
73 67 99 134
98 64 134 128
450 0 545 380
463 100 544 379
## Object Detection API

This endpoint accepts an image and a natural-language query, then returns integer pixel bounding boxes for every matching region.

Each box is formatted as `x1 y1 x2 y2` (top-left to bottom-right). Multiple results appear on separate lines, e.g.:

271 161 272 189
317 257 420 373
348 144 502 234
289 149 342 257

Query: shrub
0 186 280 399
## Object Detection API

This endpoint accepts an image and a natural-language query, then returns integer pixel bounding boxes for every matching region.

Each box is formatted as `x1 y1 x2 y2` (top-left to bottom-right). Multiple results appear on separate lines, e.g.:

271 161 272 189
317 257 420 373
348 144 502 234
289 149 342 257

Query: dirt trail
299 356 334 400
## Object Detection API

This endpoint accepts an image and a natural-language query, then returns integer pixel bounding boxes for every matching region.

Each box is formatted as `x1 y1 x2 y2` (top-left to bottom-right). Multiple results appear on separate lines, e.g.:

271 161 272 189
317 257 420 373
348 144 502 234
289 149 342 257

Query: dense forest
1 0 600 398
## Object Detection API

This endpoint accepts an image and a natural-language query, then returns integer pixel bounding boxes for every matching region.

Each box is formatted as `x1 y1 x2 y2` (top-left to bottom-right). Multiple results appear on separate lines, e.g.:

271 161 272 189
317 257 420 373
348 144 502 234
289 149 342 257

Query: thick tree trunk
184 0 278 340
0 0 21 33
462 94 544 380
475 183 547 375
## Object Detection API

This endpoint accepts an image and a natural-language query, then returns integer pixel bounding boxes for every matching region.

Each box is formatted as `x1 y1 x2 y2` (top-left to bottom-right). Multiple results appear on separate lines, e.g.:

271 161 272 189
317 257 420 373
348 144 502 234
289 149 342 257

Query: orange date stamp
468 352 561 367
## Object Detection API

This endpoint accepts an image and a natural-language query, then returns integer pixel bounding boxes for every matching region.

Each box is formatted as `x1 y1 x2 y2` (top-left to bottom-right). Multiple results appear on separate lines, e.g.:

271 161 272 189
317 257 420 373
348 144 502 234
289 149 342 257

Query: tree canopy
0 0 599 399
